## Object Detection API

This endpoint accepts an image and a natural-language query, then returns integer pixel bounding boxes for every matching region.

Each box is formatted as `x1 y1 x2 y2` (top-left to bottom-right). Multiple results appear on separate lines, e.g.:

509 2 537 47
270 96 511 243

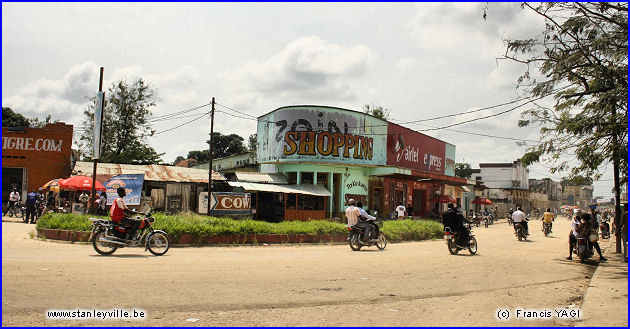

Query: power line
215 102 258 119
148 103 210 122
154 111 210 135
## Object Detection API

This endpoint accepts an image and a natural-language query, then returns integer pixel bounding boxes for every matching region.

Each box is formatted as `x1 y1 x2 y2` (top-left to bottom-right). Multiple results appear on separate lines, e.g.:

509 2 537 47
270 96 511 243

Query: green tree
501 2 627 250
173 155 186 165
455 162 473 179
248 133 257 152
362 104 391 120
561 175 593 186
185 133 248 162
78 78 164 164
2 107 31 127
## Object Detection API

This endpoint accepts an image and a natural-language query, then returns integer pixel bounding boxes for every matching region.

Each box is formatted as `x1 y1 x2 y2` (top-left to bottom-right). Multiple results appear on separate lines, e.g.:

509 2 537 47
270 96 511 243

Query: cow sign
198 192 251 215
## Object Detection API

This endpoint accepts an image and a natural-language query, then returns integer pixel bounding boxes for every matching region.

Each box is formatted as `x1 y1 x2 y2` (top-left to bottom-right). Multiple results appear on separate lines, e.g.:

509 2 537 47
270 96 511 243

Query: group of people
394 203 413 219
5 187 57 223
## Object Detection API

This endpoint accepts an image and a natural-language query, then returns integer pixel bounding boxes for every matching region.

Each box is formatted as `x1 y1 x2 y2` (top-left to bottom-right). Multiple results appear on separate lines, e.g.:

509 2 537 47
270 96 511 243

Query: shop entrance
256 192 285 222
413 189 427 217
2 167 25 206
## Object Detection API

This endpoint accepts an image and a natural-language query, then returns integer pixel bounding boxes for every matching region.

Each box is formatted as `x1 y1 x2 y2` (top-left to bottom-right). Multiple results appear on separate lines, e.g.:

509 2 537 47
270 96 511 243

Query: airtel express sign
386 123 447 174
2 137 64 152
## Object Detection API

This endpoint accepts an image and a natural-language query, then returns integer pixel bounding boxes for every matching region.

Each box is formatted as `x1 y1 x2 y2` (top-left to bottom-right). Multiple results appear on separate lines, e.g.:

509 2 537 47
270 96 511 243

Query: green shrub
36 213 442 242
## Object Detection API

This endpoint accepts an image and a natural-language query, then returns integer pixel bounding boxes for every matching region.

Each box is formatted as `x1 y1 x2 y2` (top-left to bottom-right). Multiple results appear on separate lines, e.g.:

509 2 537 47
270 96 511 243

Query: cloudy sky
2 2 616 198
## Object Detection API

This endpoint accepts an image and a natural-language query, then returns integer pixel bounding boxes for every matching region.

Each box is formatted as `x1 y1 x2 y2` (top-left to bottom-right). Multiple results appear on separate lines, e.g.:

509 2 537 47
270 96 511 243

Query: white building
471 159 533 212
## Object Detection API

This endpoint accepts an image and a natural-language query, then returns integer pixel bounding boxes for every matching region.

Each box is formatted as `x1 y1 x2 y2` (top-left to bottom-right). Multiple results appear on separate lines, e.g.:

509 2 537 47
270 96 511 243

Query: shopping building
254 105 466 220
2 123 74 205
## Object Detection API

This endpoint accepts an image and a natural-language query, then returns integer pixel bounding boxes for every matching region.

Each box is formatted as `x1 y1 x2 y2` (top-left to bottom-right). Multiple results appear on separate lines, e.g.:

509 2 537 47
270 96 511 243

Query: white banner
93 92 105 159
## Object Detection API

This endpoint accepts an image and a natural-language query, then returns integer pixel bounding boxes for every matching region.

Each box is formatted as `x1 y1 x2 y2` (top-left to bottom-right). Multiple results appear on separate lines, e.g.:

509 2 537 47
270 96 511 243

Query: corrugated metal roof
235 172 288 184
227 182 331 196
73 161 225 182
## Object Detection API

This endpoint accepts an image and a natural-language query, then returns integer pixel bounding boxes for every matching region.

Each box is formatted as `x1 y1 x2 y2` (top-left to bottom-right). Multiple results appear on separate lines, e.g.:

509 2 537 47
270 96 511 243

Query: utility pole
90 67 105 214
207 97 215 216
611 103 622 253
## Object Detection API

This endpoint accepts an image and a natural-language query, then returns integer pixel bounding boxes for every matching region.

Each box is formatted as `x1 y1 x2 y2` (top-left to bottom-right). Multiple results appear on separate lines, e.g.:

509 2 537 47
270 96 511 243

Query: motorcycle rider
110 187 143 241
7 187 20 215
345 199 371 243
443 203 472 246
541 208 555 233
577 213 607 261
508 208 514 225
356 201 377 242
512 207 528 236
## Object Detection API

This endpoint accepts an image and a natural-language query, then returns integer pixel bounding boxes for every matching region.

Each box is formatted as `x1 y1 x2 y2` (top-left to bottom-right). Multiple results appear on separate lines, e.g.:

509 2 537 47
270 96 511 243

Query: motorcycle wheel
146 231 170 256
376 232 387 250
517 231 523 241
468 236 478 255
447 240 460 255
348 232 362 251
92 231 118 255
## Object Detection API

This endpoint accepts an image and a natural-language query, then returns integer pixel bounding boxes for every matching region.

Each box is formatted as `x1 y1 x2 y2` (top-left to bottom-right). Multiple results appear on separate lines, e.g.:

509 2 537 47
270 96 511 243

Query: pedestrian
25 190 38 224
79 191 89 215
395 203 406 220
98 191 107 216
567 215 580 260
6 187 21 215
407 204 414 217
43 191 56 214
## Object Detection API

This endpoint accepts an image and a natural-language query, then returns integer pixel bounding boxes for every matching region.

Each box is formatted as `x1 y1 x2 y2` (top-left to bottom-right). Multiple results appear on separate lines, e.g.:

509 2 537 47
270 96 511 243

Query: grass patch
36 213 443 242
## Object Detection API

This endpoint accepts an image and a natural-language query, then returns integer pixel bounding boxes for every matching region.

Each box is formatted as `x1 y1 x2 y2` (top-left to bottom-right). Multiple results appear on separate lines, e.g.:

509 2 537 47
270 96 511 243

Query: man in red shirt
110 187 142 240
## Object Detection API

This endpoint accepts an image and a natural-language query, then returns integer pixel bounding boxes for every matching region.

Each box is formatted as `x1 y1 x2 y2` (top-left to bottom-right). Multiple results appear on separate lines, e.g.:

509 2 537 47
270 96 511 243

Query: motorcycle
88 210 169 256
347 218 387 251
508 214 513 226
472 214 481 227
514 222 528 241
443 223 477 255
600 220 610 239
543 222 552 237
575 237 594 263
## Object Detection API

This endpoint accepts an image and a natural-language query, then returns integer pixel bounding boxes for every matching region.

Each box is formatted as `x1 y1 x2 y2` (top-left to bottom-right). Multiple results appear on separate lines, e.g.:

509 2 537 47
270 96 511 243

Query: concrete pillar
313 171 318 185
328 172 334 217
297 171 302 185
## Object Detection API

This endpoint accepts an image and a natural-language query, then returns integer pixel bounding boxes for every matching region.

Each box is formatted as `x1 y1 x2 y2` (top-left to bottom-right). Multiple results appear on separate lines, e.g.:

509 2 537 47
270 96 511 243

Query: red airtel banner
386 123 446 174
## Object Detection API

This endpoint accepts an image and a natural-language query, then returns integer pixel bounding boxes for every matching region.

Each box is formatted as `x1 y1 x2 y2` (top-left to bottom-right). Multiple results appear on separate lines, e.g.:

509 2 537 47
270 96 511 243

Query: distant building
471 159 532 212
194 151 258 180
529 178 563 210
563 185 594 208
174 158 198 168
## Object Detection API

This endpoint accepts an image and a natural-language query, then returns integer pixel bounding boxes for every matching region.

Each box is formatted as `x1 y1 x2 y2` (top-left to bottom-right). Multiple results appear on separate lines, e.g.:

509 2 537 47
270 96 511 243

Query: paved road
2 216 605 326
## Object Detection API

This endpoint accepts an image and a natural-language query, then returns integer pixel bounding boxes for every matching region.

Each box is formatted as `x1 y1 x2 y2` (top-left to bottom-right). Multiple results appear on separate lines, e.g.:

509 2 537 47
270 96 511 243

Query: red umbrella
59 176 106 191
472 197 492 205
430 195 456 203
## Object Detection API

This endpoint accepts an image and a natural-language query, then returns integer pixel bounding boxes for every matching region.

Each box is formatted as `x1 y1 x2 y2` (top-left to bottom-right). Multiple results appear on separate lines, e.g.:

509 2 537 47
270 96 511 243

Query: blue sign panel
105 174 145 205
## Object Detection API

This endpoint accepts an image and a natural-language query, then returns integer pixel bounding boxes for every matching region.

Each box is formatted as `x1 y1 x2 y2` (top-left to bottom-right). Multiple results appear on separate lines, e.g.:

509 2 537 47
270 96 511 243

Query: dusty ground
2 216 605 326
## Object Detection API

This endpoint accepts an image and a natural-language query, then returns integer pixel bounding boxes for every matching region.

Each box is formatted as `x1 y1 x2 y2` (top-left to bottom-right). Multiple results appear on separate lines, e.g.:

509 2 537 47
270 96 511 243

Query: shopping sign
198 192 251 214
105 174 144 205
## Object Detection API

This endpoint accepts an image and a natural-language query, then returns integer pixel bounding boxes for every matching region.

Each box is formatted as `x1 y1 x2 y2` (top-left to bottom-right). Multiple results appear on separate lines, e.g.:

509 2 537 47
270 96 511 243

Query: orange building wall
2 123 74 194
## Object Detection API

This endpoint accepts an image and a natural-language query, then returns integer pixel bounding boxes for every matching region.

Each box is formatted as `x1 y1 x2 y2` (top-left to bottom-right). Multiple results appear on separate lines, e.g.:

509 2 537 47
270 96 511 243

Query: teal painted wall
445 143 456 177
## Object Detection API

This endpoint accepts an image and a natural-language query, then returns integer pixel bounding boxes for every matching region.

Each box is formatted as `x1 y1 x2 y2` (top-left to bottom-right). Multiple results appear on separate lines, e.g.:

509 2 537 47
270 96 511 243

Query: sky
1 2 618 198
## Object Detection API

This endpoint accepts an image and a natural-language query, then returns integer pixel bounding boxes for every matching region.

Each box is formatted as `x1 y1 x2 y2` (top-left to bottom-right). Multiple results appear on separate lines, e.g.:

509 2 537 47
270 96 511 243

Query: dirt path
2 216 599 326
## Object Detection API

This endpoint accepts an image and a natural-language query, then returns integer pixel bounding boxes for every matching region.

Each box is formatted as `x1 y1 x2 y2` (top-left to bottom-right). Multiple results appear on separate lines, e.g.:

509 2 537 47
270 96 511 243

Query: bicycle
4 202 25 221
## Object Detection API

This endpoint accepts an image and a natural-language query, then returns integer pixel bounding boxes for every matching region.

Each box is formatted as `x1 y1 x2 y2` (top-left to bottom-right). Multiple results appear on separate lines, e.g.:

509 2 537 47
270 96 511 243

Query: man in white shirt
346 199 370 243
7 188 21 214
512 207 529 235
395 203 406 220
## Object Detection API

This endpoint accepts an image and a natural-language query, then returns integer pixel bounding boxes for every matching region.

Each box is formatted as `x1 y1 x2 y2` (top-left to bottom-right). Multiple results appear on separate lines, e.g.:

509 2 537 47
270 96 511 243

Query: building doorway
413 189 427 217
2 167 26 206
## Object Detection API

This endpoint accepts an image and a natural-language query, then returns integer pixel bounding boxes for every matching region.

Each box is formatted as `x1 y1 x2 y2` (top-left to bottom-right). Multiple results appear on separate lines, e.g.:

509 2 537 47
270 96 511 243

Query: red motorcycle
88 211 169 256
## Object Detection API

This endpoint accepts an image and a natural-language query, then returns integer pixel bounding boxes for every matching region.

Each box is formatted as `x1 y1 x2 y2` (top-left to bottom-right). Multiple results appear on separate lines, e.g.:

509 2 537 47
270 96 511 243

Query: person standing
6 188 21 215
395 203 406 220
25 190 38 224
97 191 107 216
407 204 414 217
79 191 89 215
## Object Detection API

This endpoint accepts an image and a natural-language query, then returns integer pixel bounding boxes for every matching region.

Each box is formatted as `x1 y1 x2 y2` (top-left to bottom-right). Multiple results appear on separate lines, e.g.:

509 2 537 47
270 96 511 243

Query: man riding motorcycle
577 213 607 261
345 199 371 243
512 207 528 236
541 208 555 233
110 187 143 241
442 203 472 246
356 201 377 243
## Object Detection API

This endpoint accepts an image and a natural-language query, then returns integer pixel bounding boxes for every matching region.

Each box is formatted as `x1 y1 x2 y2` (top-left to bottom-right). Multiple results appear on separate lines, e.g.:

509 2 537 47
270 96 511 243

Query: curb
36 228 348 246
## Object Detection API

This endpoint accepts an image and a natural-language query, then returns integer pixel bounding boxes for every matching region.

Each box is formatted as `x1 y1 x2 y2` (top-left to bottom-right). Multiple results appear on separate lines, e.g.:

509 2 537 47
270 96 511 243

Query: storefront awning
228 182 332 197
461 186 471 192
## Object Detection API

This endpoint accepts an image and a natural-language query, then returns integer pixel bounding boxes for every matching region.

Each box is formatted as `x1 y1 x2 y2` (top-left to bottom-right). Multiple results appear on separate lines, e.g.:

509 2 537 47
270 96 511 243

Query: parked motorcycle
575 237 593 263
514 222 528 241
88 211 169 256
444 223 477 255
347 219 387 251
543 222 552 237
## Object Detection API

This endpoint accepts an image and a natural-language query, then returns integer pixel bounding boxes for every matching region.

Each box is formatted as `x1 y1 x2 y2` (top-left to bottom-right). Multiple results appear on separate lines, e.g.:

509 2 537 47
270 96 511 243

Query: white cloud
395 57 416 72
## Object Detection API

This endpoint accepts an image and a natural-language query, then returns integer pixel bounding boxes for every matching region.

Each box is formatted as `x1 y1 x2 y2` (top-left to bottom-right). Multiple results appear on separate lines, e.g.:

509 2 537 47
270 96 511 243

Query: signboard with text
198 192 252 215
386 123 446 174
105 174 145 206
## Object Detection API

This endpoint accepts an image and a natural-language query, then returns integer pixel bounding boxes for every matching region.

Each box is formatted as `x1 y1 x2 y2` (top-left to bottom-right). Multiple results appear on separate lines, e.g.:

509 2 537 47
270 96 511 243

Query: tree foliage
362 104 391 120
455 162 473 179
2 107 55 128
248 133 257 152
501 2 627 184
561 175 593 186
78 78 164 164
183 132 248 162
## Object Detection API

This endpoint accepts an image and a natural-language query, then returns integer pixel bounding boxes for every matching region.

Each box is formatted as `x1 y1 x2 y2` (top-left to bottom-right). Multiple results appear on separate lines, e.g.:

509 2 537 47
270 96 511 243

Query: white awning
460 186 471 192
228 182 331 197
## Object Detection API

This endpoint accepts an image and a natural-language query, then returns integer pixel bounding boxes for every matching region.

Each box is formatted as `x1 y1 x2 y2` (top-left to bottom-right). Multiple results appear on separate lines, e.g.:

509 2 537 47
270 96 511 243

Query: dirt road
2 217 603 326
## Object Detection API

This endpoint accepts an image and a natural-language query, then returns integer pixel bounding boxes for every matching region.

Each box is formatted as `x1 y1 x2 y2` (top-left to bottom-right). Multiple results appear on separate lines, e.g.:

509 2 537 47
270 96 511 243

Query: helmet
117 187 126 197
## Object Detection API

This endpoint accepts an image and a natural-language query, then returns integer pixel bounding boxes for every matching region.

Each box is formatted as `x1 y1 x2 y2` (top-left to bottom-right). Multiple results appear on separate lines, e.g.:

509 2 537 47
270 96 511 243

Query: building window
287 172 297 185
301 172 314 185
317 173 329 188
